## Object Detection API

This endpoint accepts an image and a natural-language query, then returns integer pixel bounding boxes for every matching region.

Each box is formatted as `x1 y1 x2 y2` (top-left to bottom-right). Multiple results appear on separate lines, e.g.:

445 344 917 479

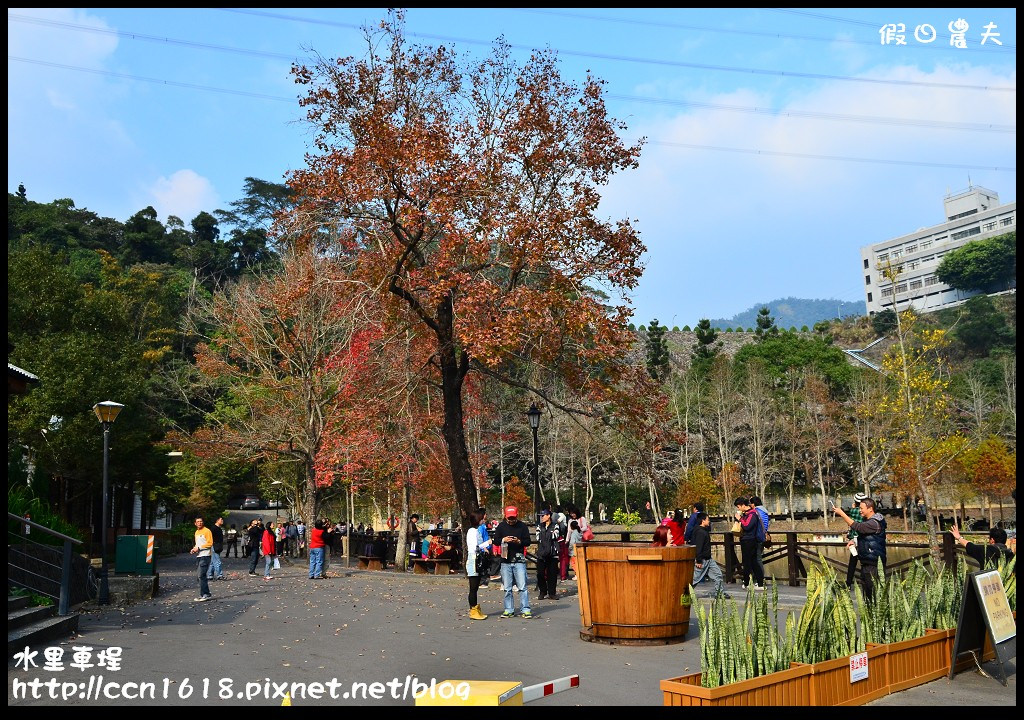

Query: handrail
7 512 83 545
7 512 83 616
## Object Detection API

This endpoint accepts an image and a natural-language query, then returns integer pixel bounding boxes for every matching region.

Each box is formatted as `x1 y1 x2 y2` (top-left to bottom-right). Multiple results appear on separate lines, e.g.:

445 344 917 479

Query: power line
216 8 1016 93
11 55 1014 173
608 93 1014 133
12 13 1013 135
514 8 1016 54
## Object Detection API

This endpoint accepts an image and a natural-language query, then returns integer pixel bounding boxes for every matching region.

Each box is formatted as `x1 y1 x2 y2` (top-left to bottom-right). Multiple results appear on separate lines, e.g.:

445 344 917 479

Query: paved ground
7 552 1015 706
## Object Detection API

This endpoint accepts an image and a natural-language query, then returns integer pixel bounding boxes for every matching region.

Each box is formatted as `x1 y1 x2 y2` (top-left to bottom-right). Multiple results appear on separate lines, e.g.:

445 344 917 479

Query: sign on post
948 569 1016 686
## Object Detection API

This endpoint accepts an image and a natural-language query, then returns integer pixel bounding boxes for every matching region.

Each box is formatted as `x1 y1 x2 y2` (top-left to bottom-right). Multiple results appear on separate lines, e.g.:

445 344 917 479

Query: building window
891 249 903 259
867 292 873 302
865 275 871 285
1002 217 1014 226
877 252 889 263
905 244 917 254
906 260 919 271
895 283 907 293
951 226 981 240
983 221 997 232
922 254 936 263
921 239 932 250
881 287 894 298
924 275 939 287
864 258 869 269
909 279 923 290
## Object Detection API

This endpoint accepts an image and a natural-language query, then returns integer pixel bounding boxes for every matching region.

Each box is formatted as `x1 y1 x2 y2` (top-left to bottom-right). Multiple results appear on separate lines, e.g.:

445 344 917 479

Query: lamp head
526 402 541 430
93 401 125 425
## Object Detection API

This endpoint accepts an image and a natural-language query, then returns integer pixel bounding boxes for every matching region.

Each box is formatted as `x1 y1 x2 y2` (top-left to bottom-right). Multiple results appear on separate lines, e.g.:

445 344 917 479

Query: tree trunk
437 303 479 529
394 480 410 571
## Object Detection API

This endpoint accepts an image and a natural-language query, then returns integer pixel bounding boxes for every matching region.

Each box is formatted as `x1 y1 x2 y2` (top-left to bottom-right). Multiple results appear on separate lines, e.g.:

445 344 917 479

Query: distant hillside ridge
707 297 865 330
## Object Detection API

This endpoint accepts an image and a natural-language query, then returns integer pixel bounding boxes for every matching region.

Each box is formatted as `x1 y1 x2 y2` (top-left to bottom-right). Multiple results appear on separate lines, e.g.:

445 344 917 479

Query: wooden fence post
723 532 736 583
940 531 955 567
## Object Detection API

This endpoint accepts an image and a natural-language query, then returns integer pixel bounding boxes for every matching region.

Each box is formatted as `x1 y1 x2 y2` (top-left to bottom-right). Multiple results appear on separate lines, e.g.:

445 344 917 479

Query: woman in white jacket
466 511 492 620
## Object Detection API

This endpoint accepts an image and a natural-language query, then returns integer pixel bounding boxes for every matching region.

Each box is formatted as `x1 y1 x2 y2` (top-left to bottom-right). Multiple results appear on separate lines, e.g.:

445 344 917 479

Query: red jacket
261 529 276 556
667 520 687 546
309 527 329 550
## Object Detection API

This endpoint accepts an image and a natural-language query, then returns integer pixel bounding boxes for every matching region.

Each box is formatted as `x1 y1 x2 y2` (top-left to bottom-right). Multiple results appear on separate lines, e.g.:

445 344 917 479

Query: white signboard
849 651 869 683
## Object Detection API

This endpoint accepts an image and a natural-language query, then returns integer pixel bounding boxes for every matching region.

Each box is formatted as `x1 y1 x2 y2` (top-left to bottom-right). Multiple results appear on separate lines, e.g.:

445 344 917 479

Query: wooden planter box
873 630 950 693
661 664 813 706
794 644 889 706
928 626 996 673
576 542 694 645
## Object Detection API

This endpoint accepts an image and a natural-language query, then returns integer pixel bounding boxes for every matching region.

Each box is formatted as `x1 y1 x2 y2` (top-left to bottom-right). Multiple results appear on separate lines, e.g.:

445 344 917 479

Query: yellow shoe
469 605 488 621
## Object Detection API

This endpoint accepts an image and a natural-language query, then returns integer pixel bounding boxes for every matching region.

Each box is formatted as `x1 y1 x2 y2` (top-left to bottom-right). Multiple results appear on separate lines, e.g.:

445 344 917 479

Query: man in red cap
490 506 533 618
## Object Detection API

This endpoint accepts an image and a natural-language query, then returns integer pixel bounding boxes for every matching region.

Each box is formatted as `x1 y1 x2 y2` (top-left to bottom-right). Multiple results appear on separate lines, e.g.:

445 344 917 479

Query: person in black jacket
247 519 265 575
951 525 1015 572
834 498 886 598
691 513 728 598
534 509 561 600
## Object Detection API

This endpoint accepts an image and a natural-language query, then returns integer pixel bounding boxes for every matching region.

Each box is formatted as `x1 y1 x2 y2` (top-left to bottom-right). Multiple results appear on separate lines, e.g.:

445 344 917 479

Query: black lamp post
526 403 542 522
93 400 124 605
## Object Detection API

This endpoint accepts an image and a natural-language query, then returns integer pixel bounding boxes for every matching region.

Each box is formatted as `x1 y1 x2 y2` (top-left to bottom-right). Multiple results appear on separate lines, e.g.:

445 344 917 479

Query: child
567 520 582 579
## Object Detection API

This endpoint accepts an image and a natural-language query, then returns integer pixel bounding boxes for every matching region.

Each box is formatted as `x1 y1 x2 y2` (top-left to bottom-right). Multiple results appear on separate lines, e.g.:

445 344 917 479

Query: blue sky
7 8 1016 324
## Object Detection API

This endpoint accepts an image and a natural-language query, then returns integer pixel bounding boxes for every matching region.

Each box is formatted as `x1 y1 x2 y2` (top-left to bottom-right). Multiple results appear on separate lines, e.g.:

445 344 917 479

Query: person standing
691 512 729 598
247 519 264 575
833 497 886 599
225 523 239 558
555 506 570 581
535 508 561 600
643 501 656 524
190 517 213 602
845 493 867 588
683 503 704 544
491 506 533 618
286 521 299 557
951 525 1015 571
667 508 688 547
475 507 492 588
735 498 765 589
750 496 770 578
567 520 582 579
261 521 278 581
407 514 422 560
465 511 492 620
206 517 225 581
307 519 331 579
295 519 307 559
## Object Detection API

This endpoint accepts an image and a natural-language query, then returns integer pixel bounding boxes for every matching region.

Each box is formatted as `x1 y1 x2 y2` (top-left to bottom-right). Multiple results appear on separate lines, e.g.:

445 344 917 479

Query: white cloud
146 170 220 223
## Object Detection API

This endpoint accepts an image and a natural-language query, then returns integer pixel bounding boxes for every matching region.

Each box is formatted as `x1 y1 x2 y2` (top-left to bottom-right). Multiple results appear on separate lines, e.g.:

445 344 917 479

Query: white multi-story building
861 186 1016 316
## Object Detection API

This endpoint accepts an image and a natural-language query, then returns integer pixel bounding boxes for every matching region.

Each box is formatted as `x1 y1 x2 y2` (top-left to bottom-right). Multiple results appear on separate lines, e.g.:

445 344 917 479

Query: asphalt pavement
7 551 1015 707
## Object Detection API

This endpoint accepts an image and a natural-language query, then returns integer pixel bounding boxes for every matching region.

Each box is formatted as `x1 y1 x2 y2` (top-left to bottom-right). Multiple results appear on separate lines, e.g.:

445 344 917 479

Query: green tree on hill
754 306 778 341
645 318 670 381
936 231 1015 292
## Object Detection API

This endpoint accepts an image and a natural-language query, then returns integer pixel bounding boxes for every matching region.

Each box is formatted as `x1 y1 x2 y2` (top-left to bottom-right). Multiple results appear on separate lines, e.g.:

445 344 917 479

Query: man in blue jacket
683 502 704 543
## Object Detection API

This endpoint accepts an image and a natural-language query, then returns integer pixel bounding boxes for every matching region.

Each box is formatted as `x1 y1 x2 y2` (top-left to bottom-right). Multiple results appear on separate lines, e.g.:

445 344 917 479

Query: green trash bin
114 535 157 575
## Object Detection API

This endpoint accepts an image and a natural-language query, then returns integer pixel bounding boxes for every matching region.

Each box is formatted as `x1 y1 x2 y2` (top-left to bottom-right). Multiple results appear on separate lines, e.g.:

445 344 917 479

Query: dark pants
846 553 858 587
468 575 481 608
197 556 211 597
248 545 260 573
226 540 239 558
536 556 559 597
861 561 883 599
740 539 765 587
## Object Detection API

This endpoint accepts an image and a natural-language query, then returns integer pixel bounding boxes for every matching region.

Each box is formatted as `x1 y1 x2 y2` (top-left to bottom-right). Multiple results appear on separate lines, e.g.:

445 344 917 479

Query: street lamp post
271 481 283 520
92 401 124 606
527 403 542 523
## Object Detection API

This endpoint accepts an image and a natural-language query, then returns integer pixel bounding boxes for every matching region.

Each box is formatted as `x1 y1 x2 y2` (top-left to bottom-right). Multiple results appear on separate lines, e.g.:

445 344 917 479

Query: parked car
265 499 285 509
226 496 247 510
241 495 262 510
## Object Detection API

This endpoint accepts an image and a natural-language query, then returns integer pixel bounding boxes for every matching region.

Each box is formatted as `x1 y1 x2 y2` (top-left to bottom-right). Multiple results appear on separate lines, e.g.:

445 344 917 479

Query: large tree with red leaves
287 13 659 525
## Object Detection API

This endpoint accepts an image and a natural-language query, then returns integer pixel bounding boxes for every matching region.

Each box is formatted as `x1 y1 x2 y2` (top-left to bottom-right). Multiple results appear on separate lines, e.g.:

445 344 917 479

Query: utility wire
10 55 1014 173
216 8 1016 93
11 14 1013 134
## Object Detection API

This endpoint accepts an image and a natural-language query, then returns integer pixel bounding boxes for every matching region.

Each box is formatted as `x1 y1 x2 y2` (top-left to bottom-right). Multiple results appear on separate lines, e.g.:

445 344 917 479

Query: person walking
189 516 214 602
407 514 422 560
475 507 492 588
225 523 240 558
750 496 770 578
691 512 729 598
833 497 886 599
247 519 264 575
206 517 225 581
466 511 492 620
535 508 561 600
845 492 867 588
295 519 307 559
491 506 533 618
735 497 765 589
261 521 278 581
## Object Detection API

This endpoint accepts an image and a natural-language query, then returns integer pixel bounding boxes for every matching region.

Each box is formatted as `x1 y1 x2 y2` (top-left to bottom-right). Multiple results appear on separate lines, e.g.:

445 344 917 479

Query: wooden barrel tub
576 541 696 645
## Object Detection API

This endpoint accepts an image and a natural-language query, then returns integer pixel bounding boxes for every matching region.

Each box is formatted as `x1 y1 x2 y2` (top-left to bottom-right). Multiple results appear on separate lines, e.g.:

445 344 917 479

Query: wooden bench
412 558 451 575
358 556 384 570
